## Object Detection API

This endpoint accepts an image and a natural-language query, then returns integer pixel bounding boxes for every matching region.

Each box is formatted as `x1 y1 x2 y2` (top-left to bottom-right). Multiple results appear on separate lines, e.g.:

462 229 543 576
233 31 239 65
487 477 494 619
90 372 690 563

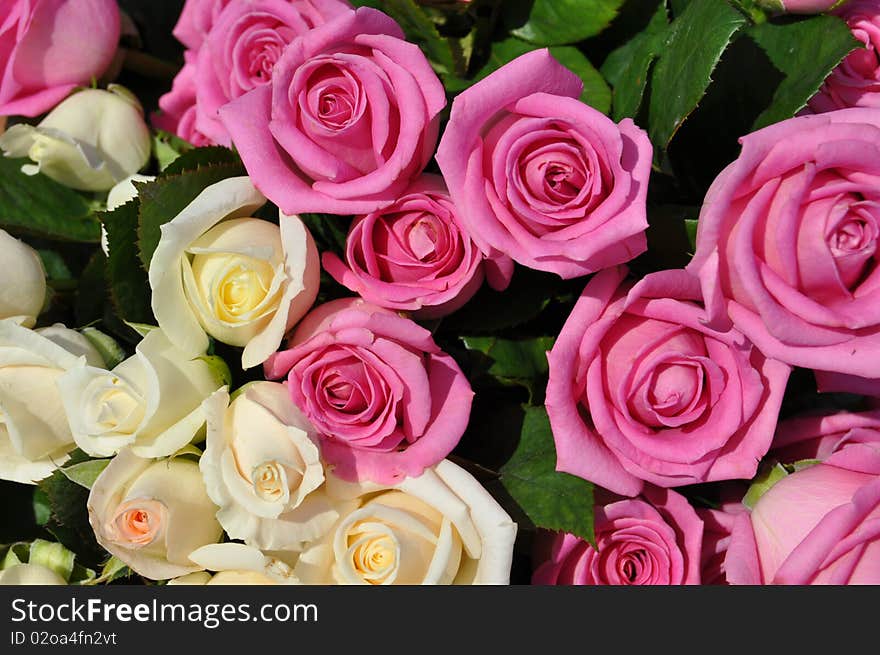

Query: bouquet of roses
1 0 879 587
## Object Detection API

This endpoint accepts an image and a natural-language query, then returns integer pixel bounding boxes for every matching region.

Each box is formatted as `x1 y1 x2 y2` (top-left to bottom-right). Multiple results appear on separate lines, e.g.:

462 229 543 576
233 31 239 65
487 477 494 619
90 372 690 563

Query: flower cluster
2 0 880 588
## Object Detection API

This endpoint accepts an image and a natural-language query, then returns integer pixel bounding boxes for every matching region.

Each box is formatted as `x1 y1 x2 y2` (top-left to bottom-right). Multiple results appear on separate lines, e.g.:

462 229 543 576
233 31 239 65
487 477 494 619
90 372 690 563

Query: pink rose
435 49 652 279
220 8 446 215
696 485 748 585
808 1 879 112
0 0 120 117
532 486 703 585
546 266 790 497
321 174 512 318
771 409 880 464
152 53 212 147
688 108 880 379
172 0 232 51
191 0 351 146
264 298 473 484
725 440 880 584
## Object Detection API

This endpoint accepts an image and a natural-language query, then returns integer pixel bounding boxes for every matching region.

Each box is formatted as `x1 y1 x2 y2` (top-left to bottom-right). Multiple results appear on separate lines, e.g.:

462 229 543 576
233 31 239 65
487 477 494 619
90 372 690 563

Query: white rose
0 86 151 192
57 328 223 459
201 383 339 551
0 230 46 327
0 564 65 585
149 176 320 369
168 543 299 585
294 460 517 585
0 320 104 484
88 448 223 580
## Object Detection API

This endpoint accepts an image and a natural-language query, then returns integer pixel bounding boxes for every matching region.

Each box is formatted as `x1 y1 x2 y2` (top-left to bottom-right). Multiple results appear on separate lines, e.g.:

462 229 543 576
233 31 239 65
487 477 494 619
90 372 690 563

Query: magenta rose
725 439 880 584
435 49 652 280
688 109 880 379
220 7 446 215
0 0 120 117
190 0 351 146
532 486 703 585
263 298 473 484
808 1 880 112
546 266 790 497
152 53 212 147
322 174 513 318
172 0 232 51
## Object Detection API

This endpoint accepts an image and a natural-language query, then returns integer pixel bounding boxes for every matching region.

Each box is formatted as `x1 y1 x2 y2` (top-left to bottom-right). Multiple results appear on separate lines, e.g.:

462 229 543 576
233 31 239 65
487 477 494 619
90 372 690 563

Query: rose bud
0 0 120 118
0 230 46 327
294 460 517 584
57 328 224 459
200 383 339 550
149 176 320 369
0 86 151 191
88 448 223 580
0 320 104 484
0 564 66 585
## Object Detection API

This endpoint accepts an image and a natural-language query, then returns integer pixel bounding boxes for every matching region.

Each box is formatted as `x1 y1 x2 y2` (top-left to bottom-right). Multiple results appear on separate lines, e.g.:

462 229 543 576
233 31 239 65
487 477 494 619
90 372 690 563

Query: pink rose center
107 498 167 548
303 62 365 132
235 22 295 90
521 141 589 206
825 200 879 290
406 218 440 262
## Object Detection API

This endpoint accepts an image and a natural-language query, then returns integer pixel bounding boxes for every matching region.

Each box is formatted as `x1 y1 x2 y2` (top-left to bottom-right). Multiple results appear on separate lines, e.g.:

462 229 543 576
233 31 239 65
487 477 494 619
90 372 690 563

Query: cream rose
201 383 338 551
0 86 151 192
149 176 320 369
57 328 223 458
0 230 46 327
88 448 223 580
168 543 300 585
0 320 104 484
294 460 517 585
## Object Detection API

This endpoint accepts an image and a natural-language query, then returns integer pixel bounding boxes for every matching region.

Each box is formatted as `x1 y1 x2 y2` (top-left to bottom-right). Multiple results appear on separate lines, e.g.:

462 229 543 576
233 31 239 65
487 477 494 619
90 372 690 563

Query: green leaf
91 556 132 585
0 157 100 242
742 462 789 509
462 336 555 401
32 488 51 526
649 0 747 149
601 1 670 121
499 406 595 544
80 327 127 369
136 161 246 270
99 199 153 324
507 0 625 47
60 459 111 490
37 456 106 567
159 145 241 177
152 130 194 172
468 38 611 114
684 218 699 252
37 250 73 281
748 15 859 130
351 0 460 77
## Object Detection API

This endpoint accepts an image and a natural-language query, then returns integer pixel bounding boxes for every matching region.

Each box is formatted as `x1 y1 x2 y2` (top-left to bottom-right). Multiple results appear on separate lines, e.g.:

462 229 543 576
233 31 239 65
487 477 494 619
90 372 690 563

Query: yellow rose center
251 461 287 502
346 526 400 584
197 256 276 322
